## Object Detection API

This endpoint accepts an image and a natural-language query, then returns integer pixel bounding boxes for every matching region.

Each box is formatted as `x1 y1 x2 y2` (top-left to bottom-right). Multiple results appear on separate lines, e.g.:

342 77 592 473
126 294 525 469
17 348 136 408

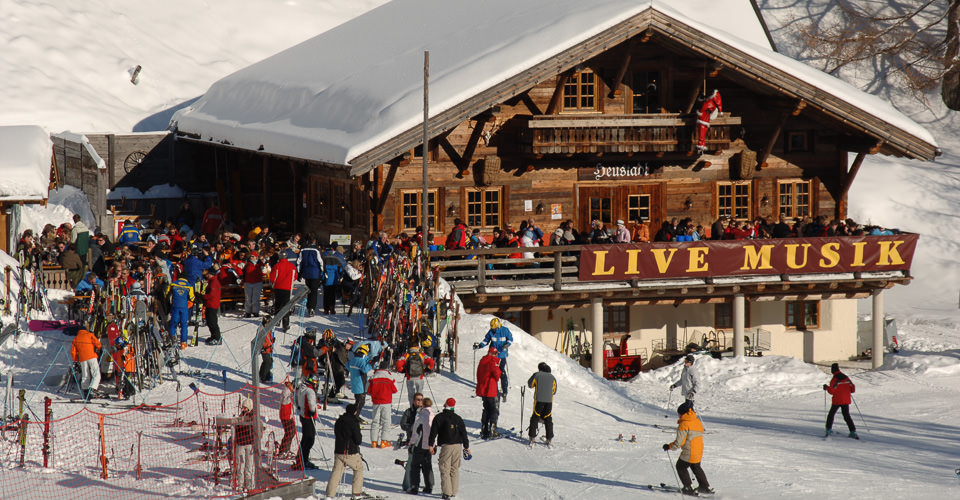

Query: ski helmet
490 317 501 330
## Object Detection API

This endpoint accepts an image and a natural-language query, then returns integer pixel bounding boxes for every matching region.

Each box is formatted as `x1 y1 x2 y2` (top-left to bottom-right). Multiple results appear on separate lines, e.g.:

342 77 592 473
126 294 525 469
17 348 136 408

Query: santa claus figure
696 89 722 154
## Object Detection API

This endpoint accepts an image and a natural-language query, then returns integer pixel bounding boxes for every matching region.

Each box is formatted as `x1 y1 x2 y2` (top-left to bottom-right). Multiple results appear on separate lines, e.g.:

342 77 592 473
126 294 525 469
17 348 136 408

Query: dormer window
563 70 596 111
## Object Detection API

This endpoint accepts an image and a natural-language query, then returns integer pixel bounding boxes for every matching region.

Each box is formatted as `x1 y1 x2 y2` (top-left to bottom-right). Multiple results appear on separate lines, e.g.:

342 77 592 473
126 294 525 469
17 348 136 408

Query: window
332 183 346 223
785 131 813 152
589 196 612 225
786 300 820 330
563 71 596 110
400 189 436 232
311 179 329 219
777 180 811 219
631 71 661 114
500 311 531 334
714 302 751 330
717 181 751 221
604 305 629 335
465 187 502 229
627 194 651 222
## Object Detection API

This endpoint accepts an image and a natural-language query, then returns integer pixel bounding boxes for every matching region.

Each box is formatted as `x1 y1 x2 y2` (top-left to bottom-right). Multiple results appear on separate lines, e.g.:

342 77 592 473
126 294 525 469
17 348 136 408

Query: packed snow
1 0 960 499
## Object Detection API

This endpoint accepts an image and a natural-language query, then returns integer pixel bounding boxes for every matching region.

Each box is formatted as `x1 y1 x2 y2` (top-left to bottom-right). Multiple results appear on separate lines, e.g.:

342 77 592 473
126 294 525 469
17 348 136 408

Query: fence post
553 249 562 291
477 254 487 294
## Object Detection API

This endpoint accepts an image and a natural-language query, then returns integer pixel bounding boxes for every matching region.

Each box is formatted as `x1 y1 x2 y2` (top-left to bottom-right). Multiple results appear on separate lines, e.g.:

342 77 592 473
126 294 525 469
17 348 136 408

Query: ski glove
822 384 829 390
473 342 482 350
662 444 671 451
687 392 695 400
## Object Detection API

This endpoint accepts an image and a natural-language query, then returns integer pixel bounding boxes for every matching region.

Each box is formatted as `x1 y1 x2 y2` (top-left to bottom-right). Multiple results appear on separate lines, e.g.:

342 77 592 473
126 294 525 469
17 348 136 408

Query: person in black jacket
429 398 470 499
325 403 365 498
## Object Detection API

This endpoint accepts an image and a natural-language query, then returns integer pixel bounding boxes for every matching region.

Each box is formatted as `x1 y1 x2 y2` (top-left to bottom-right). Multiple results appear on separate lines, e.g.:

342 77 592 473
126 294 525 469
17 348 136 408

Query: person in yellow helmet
475 317 514 402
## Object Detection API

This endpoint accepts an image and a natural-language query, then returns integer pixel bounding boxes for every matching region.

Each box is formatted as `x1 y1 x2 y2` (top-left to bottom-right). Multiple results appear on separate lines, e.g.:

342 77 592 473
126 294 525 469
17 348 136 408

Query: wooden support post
590 297 604 375
553 251 563 291
477 255 487 294
733 293 745 357
546 73 571 115
756 110 791 169
608 40 637 98
837 151 866 220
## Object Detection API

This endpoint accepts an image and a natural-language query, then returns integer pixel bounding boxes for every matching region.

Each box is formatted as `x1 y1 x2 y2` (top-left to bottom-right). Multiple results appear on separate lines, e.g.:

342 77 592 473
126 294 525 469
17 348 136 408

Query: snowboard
28 320 80 334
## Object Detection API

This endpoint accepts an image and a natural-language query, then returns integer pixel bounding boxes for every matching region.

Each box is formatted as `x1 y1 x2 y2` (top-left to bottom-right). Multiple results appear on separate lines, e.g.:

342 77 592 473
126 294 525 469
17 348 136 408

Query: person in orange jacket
259 316 275 384
71 328 103 399
823 363 858 438
113 337 137 400
663 402 713 495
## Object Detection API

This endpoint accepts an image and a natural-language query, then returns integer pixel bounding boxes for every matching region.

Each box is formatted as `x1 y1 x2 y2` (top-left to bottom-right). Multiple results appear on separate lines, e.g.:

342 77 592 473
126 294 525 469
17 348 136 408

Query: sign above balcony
578 162 668 181
578 234 918 281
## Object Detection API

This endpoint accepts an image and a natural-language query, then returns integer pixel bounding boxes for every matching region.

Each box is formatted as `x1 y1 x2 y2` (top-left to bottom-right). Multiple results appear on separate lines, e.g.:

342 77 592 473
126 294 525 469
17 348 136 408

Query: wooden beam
682 81 703 115
608 39 638 98
545 73 571 115
519 92 543 115
756 109 791 169
374 160 399 215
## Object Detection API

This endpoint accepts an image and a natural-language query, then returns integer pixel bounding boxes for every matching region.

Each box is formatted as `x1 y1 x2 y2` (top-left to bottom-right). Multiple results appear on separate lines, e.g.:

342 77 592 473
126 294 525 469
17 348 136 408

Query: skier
296 238 324 316
113 337 136 400
321 329 349 399
408 397 435 495
429 398 470 500
166 276 195 350
368 359 398 448
201 268 222 345
278 379 296 457
670 354 699 409
71 327 103 399
297 328 319 385
823 363 858 439
348 343 374 416
325 403 365 499
270 254 297 330
322 245 346 315
400 392 425 493
396 345 435 408
259 316 275 384
663 402 713 496
293 374 319 470
475 317 513 402
476 346 502 439
236 398 256 491
527 362 556 445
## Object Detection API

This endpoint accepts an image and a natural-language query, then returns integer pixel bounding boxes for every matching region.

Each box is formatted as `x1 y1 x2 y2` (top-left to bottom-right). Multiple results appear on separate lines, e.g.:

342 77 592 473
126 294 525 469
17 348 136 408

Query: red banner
578 234 918 281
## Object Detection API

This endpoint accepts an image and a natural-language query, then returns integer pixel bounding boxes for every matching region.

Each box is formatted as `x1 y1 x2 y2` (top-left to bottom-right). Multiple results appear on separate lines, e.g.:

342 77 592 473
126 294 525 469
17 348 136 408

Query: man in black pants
527 362 557 445
201 269 222 345
293 375 319 470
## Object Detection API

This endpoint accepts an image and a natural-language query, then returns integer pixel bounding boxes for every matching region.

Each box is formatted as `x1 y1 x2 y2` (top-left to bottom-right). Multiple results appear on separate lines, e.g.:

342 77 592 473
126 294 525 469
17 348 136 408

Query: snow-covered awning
171 0 937 176
0 125 53 202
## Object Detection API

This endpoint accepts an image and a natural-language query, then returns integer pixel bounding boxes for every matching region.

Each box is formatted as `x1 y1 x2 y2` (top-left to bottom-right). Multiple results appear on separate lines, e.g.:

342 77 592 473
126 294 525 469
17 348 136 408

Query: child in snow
823 363 858 438
663 402 713 496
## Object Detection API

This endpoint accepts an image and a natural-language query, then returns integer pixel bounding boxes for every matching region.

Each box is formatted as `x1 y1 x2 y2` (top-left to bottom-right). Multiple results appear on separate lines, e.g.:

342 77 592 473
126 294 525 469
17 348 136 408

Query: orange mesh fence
0 383 305 499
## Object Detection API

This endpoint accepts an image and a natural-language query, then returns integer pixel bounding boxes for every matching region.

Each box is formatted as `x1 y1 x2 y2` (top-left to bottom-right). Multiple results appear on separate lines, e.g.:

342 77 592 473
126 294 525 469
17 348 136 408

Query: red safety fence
0 383 305 499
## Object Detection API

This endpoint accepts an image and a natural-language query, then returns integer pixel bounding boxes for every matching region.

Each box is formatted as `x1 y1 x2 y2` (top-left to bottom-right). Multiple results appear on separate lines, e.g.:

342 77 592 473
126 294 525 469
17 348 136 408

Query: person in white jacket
407 398 436 495
670 355 700 409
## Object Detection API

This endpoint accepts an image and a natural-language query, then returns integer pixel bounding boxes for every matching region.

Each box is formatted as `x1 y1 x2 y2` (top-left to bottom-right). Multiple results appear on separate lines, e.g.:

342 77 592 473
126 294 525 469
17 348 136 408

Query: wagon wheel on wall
123 151 147 173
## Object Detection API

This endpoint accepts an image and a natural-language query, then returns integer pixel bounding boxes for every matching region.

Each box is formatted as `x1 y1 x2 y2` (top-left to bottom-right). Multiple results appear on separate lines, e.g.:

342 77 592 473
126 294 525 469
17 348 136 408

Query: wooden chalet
171 0 937 372
0 125 58 253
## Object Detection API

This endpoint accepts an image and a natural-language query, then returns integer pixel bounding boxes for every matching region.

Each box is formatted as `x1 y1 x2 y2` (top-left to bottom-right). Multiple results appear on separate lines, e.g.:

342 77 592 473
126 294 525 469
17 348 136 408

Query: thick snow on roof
0 125 52 201
171 0 933 169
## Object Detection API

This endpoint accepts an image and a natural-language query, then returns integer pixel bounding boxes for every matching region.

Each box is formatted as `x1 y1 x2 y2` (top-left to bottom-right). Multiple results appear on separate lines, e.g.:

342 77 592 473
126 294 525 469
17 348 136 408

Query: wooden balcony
523 113 742 155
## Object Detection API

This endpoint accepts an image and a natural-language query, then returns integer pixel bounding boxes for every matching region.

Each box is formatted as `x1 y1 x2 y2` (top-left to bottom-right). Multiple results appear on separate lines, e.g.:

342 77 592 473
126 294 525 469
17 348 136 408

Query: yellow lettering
651 248 678 274
624 249 643 275
877 240 906 266
740 244 774 270
785 243 812 269
687 247 709 272
850 241 867 267
819 242 841 268
592 251 615 276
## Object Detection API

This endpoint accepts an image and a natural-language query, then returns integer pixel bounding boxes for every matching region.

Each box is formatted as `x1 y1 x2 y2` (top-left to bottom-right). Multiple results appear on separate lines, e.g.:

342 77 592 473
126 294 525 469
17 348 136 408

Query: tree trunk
942 0 960 109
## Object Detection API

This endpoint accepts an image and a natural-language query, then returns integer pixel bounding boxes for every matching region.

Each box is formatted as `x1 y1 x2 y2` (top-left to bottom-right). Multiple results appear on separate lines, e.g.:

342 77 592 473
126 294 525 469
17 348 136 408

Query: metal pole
872 290 884 369
733 293 745 357
422 50 430 249
590 298 603 375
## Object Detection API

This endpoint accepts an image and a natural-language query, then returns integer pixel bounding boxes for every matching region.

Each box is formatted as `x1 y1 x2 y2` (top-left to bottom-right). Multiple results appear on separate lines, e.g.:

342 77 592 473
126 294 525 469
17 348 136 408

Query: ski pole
851 396 870 433
423 373 436 402
665 448 682 491
665 389 673 418
520 385 525 435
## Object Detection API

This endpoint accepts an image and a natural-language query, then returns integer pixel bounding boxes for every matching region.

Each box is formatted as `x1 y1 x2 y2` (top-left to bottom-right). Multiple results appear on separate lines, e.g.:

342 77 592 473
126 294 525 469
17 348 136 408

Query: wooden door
617 183 663 230
576 185 615 233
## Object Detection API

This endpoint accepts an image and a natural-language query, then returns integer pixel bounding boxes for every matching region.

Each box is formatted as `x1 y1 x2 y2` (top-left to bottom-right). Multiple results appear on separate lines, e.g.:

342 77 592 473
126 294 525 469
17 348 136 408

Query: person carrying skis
166 276 195 350
429 398 470 500
293 374 319 470
396 345 435 408
476 346 502 439
663 402 713 496
368 359 398 448
325 403 365 498
823 363 858 439
476 317 513 402
527 362 556 445
408 397 436 495
670 354 699 409
71 327 103 399
348 343 374 416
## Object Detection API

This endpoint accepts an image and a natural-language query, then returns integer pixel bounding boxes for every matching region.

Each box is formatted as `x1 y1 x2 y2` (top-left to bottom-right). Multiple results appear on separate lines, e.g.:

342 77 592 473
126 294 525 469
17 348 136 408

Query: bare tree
791 0 951 103
943 0 960 109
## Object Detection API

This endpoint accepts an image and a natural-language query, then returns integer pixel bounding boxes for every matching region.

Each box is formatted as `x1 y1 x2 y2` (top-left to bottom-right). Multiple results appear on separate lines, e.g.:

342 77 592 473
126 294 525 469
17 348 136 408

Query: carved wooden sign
578 234 918 281
577 161 671 181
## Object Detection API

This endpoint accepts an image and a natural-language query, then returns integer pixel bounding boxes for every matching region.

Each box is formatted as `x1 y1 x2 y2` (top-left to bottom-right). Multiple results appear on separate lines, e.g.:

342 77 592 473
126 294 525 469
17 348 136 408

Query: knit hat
617 219 625 226
488 346 498 355
685 354 695 364
830 363 840 374
444 398 456 409
346 403 358 415
677 402 692 416
241 397 254 412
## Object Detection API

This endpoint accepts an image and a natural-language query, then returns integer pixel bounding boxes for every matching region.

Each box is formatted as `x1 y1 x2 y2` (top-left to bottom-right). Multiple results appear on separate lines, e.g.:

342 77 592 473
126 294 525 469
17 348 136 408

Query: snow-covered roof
171 0 937 174
0 125 53 202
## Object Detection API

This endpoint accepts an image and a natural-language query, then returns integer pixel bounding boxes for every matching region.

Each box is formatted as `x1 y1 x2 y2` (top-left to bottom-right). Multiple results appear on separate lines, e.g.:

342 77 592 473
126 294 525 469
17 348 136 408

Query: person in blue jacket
347 343 374 416
476 317 514 402
297 238 324 316
322 246 347 315
167 277 195 347
117 220 142 247
181 247 213 285
75 272 104 294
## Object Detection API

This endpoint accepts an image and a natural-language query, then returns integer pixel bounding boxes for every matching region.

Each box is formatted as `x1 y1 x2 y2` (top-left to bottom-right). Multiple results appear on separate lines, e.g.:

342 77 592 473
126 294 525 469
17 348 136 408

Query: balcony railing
523 113 742 155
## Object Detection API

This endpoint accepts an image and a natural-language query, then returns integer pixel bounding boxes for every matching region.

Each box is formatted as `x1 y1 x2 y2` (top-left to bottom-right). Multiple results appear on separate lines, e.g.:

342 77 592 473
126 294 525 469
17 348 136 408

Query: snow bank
18 186 96 236
0 125 52 201
883 350 960 376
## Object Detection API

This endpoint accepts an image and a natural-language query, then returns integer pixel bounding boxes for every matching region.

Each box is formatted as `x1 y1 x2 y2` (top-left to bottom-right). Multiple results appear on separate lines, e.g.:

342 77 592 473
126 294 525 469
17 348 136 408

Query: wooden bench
219 284 274 312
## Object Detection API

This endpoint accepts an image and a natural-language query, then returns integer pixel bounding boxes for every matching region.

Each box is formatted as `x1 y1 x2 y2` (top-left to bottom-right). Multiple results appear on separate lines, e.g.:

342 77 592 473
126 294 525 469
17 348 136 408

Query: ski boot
696 486 715 495
490 424 500 439
824 428 833 437
681 486 699 496
848 431 859 440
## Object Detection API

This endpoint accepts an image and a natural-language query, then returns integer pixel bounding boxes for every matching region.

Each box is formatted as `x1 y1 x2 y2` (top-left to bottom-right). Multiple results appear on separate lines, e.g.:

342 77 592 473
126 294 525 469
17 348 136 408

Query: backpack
406 353 425 377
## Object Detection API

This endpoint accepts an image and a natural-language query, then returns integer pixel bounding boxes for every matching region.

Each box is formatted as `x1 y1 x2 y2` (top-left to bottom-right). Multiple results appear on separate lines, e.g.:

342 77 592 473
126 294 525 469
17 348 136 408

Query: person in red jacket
476 346 503 439
202 268 223 345
71 328 104 399
201 204 224 238
395 346 435 408
823 363 858 439
278 379 296 456
242 254 265 318
368 361 398 448
270 256 298 330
